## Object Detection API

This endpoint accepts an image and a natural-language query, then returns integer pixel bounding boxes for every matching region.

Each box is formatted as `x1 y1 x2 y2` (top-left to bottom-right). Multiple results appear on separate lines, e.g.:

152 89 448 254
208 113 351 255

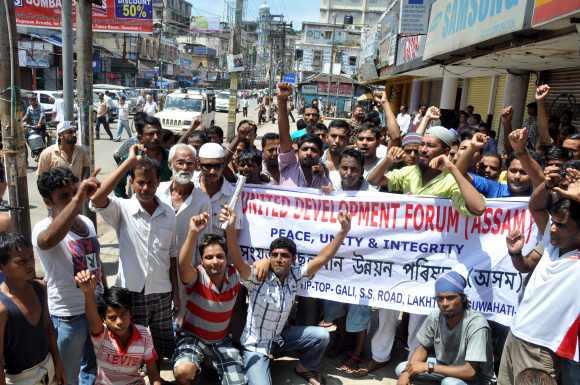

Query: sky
188 0 320 30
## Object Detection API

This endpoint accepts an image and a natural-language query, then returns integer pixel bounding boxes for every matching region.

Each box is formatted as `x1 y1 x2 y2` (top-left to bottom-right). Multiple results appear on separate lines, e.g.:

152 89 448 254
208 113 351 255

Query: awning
361 74 416 85
26 33 62 47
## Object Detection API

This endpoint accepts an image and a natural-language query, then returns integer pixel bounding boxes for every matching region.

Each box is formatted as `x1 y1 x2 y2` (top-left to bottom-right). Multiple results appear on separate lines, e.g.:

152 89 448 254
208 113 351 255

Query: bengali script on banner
238 185 539 327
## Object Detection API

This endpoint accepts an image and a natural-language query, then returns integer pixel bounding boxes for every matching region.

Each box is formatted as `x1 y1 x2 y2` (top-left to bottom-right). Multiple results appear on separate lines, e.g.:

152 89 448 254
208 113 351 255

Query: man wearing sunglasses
194 143 243 237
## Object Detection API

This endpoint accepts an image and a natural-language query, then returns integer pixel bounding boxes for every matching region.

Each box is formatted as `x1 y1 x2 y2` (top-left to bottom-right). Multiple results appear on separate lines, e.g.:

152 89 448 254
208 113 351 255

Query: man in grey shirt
395 271 495 385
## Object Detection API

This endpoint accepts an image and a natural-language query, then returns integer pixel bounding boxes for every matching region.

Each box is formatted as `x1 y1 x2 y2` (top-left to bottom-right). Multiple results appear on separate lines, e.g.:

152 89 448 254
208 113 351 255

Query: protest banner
14 0 153 33
239 185 538 327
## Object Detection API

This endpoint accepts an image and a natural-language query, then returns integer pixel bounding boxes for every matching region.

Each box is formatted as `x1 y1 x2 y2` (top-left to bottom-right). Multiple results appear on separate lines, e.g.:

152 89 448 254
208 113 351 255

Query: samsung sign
423 0 527 59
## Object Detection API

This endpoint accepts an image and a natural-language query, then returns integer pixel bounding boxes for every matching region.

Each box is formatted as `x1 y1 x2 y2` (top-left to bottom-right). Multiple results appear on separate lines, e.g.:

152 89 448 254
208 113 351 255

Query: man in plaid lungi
173 211 270 385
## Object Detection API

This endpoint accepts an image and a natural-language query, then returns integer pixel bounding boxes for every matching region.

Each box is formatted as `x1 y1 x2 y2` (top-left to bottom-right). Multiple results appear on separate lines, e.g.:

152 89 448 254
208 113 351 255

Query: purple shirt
278 150 331 188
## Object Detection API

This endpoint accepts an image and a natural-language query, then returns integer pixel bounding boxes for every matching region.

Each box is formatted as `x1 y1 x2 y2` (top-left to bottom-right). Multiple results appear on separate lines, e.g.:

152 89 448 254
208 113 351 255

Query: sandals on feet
294 368 326 385
355 358 388 377
336 353 364 375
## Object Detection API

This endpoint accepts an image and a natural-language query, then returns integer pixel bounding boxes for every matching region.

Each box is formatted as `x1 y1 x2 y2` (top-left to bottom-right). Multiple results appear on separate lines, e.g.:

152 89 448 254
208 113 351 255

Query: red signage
14 0 153 33
317 82 353 96
532 0 580 27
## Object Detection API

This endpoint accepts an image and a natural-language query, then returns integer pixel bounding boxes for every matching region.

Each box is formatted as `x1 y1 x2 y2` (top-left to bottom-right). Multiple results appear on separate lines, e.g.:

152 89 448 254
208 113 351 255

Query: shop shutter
427 79 442 106
521 73 538 123
541 68 580 127
492 75 507 130
467 77 492 118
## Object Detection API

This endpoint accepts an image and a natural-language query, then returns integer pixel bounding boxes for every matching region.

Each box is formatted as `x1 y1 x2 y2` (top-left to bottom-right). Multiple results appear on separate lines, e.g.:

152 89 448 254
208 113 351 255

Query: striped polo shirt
182 265 241 343
91 324 157 385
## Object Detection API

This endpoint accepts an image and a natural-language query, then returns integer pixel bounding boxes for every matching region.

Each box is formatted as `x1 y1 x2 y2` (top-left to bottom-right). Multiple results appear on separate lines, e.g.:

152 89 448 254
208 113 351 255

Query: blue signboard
283 73 297 84
115 0 153 20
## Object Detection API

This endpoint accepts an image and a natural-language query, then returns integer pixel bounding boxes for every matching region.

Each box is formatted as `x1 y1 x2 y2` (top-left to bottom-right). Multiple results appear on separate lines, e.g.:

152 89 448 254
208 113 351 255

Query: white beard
173 171 193 185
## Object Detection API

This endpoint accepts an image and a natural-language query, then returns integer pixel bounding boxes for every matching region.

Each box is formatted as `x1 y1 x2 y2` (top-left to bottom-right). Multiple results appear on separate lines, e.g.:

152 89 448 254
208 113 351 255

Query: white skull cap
198 143 225 159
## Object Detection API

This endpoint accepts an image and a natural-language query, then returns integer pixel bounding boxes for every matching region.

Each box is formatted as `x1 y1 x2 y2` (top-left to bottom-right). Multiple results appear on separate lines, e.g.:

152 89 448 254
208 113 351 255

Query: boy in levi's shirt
75 270 162 385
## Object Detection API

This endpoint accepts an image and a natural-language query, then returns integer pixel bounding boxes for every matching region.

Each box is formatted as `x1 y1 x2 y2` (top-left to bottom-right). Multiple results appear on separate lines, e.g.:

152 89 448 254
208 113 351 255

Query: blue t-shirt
470 173 512 198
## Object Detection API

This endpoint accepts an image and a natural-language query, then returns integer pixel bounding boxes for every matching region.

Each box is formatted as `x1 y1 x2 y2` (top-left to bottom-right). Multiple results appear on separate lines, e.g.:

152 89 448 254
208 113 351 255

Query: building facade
320 0 388 26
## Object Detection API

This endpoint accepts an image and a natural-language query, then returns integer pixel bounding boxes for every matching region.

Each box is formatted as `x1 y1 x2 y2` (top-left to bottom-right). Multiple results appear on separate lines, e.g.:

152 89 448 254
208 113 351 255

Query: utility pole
226 0 243 141
76 0 96 223
0 0 31 239
62 0 74 120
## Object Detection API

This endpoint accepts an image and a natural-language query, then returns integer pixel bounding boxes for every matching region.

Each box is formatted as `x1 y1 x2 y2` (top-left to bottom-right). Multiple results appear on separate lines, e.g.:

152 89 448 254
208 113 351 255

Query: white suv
155 89 215 134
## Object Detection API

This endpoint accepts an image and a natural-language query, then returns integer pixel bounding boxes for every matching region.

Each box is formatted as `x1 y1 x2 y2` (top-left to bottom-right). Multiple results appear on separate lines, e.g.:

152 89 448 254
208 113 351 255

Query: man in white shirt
241 97 249 117
194 143 243 236
114 95 132 142
499 181 580 385
396 105 411 135
53 92 65 125
33 167 103 385
143 94 158 116
156 143 210 323
90 145 179 359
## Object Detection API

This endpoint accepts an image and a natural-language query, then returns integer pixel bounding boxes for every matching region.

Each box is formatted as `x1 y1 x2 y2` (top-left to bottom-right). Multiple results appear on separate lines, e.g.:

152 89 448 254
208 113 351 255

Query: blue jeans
243 326 329 385
396 360 470 385
115 119 131 140
51 315 96 385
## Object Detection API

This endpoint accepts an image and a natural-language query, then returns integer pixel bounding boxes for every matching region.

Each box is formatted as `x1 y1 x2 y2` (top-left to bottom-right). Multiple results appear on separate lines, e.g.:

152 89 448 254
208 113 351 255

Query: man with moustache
366 127 485 373
349 104 366 132
322 120 351 171
325 149 385 375
220 205 352 385
395 271 494 385
37 121 91 179
277 83 331 188
261 133 280 184
193 142 246 342
172 213 247 385
457 130 538 198
237 149 267 184
156 143 210 323
355 122 382 176
367 126 485 216
90 145 179 360
401 133 422 167
114 115 171 198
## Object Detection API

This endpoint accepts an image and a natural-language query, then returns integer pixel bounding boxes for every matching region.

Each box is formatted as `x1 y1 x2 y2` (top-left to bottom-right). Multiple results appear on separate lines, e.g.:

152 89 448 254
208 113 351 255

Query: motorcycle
25 124 46 162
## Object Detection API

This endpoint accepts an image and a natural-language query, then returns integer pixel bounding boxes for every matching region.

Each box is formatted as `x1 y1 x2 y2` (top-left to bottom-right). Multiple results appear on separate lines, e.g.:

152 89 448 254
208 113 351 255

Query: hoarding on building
399 0 433 35
18 41 52 68
396 34 426 65
191 16 221 32
14 0 153 33
532 0 580 27
317 82 353 96
423 0 527 59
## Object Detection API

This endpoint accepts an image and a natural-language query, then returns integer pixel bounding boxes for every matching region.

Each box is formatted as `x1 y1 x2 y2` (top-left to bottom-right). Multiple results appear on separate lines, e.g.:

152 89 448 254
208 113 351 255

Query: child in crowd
75 270 162 385
0 232 65 385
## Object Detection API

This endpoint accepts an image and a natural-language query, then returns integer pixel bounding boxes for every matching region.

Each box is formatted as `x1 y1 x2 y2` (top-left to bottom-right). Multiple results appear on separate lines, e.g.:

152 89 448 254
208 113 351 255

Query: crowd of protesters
0 82 578 385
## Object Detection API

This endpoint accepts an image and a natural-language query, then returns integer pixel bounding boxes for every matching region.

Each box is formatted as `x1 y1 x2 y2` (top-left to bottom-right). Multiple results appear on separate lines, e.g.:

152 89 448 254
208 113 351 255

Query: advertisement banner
191 16 222 32
532 0 580 27
423 0 527 59
396 35 426 65
317 82 353 96
399 0 432 35
239 185 538 326
14 0 153 33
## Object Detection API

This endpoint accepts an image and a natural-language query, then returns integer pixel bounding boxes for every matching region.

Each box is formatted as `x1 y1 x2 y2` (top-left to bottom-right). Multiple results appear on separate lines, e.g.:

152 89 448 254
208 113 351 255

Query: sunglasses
200 163 224 171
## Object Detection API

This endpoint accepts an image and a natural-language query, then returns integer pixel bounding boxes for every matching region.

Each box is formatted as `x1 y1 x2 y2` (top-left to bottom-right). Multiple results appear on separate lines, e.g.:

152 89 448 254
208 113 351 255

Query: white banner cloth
238 185 538 326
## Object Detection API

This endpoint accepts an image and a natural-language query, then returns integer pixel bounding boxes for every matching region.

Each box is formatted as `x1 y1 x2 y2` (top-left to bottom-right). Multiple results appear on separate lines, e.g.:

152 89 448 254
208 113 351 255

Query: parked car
215 91 239 113
155 89 215 134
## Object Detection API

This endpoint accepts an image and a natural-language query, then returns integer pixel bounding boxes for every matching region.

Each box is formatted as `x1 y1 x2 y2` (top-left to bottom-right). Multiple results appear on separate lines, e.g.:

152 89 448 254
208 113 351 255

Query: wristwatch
427 358 436 373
